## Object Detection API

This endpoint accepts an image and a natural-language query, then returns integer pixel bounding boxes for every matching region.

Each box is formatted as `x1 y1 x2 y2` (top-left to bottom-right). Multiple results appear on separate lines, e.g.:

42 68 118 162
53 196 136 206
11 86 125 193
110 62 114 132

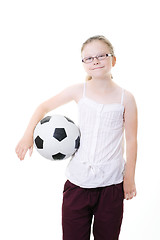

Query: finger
133 192 136 197
17 147 26 160
15 148 19 157
20 148 28 160
15 145 20 155
125 192 132 200
17 147 24 160
125 193 129 200
133 191 137 197
129 193 133 200
128 192 136 200
15 144 24 158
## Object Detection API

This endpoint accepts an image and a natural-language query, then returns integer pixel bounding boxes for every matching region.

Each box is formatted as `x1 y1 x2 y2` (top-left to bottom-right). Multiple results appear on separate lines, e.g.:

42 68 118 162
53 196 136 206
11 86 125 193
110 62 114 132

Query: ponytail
86 75 92 81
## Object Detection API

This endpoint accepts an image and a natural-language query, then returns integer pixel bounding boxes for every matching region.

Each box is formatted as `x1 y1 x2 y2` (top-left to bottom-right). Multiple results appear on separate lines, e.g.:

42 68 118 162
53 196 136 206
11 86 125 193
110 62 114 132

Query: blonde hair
81 35 115 81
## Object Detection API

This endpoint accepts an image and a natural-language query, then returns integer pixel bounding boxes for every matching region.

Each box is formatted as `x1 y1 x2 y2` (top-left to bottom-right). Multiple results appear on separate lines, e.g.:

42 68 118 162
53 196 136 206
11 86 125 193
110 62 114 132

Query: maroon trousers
62 180 124 240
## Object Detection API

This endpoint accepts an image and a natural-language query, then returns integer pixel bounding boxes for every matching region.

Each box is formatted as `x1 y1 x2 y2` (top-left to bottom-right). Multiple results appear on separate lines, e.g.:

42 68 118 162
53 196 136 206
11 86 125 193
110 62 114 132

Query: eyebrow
82 53 106 58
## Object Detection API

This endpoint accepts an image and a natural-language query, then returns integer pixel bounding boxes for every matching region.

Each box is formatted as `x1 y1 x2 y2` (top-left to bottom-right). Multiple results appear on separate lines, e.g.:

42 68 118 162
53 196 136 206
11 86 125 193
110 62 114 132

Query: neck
90 75 115 90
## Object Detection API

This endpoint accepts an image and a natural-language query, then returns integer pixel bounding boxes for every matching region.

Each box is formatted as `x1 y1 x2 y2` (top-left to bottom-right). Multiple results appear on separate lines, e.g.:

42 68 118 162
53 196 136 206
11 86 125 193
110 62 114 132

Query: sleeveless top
65 82 125 188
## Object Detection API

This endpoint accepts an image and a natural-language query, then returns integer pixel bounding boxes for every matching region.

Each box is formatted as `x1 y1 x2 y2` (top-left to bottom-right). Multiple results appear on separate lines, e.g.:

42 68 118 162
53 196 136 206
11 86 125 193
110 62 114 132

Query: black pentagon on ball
75 136 80 149
35 136 44 149
40 116 51 124
64 116 74 124
53 128 67 141
52 152 66 160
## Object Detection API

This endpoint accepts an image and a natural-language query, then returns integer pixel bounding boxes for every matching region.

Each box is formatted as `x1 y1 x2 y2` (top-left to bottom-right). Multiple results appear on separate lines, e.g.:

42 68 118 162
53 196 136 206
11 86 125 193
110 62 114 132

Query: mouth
92 66 104 70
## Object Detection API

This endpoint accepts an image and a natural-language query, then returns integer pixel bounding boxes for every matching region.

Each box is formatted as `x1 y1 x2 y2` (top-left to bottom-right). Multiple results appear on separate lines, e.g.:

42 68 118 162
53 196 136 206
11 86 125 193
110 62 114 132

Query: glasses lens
97 54 106 60
83 57 92 63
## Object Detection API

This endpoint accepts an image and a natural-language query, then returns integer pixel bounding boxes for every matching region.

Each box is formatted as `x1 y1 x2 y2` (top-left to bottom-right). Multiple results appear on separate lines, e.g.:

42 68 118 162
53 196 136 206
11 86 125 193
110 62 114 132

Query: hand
15 136 33 160
123 177 137 200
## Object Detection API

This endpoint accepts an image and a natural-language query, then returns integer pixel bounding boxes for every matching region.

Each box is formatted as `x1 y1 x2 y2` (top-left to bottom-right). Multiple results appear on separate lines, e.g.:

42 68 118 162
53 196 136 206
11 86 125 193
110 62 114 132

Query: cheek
83 64 91 73
103 61 112 70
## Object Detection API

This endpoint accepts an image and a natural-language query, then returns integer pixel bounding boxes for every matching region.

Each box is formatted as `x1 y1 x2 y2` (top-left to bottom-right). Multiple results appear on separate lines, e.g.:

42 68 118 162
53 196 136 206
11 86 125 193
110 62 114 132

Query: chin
92 72 106 78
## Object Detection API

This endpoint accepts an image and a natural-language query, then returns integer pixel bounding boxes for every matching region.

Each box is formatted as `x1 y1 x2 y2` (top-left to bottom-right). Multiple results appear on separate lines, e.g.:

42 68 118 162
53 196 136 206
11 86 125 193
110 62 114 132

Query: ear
112 56 116 67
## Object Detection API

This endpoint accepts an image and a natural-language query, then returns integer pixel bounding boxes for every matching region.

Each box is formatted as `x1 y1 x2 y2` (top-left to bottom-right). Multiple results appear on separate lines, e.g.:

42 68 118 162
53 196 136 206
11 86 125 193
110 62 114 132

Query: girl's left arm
123 91 138 200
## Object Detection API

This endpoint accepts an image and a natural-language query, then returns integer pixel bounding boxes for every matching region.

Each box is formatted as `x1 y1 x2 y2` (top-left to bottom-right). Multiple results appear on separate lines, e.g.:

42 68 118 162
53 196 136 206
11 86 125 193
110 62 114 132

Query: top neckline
81 81 125 107
78 96 124 108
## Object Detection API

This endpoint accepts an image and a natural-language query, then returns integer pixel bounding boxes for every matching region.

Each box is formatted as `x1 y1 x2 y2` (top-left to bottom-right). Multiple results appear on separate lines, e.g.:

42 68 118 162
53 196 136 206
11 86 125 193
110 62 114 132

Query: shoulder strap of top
83 81 86 97
121 88 125 105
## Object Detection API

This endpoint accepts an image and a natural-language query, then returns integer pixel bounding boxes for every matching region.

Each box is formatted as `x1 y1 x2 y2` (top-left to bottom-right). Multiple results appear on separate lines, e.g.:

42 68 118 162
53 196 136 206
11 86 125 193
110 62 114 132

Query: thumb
29 146 33 157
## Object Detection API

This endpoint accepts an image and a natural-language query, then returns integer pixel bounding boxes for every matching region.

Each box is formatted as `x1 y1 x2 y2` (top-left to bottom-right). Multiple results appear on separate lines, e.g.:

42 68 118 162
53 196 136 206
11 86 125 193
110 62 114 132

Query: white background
0 0 160 239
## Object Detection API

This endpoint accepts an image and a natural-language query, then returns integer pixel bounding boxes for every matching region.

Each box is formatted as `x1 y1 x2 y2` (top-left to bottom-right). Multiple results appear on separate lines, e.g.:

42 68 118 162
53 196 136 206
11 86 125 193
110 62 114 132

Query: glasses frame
82 53 113 64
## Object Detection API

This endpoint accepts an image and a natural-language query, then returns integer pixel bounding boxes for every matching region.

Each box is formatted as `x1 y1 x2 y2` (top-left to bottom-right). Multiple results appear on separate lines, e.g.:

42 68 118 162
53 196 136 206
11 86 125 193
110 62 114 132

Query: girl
16 35 138 240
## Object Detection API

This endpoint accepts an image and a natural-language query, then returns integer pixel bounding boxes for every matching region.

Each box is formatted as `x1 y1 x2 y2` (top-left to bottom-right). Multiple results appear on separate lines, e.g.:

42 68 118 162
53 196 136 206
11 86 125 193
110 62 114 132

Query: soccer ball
33 115 80 160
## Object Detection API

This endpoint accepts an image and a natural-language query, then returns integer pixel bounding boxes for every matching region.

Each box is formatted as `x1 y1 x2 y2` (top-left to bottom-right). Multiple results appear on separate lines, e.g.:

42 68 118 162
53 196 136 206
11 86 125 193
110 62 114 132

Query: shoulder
123 89 138 139
123 89 137 108
69 82 84 91
123 89 138 121
66 82 84 102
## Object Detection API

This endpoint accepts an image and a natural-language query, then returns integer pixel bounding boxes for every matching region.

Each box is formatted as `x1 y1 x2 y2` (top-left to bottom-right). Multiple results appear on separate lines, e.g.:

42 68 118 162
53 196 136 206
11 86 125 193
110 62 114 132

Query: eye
97 54 106 60
86 57 92 61
84 57 93 63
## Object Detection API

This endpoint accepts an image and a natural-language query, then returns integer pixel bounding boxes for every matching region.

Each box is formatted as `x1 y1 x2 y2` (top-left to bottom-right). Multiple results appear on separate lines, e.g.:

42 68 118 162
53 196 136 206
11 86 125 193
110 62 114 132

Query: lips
92 66 104 70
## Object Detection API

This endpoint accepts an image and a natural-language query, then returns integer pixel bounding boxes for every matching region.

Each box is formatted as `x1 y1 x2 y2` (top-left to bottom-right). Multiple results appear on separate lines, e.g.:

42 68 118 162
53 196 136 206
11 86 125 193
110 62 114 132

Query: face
81 40 116 79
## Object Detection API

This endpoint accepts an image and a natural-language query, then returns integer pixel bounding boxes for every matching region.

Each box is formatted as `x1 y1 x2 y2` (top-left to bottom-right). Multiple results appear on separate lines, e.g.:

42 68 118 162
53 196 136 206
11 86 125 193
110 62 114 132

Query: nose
93 57 99 64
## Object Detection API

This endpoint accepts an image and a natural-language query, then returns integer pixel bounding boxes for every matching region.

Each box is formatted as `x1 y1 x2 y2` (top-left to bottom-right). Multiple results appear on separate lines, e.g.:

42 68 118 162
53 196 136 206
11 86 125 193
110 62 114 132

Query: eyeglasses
82 53 113 64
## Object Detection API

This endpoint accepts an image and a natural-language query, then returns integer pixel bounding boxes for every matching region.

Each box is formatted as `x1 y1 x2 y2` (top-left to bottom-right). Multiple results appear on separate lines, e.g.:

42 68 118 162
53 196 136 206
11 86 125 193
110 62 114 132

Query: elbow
126 138 137 149
126 138 138 152
126 137 137 144
125 131 137 143
37 103 49 116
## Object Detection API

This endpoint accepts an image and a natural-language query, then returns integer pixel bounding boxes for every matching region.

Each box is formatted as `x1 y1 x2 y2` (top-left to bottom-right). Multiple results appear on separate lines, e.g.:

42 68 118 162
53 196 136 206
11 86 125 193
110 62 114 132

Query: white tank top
65 82 125 188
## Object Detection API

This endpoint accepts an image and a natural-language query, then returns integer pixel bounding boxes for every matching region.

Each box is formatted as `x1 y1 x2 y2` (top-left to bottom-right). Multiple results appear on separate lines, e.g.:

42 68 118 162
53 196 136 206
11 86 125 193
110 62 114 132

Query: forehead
82 40 110 57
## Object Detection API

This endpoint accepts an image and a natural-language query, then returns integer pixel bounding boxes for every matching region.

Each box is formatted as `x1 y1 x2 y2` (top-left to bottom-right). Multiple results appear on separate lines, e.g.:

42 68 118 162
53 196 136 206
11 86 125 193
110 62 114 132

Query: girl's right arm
15 84 80 160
